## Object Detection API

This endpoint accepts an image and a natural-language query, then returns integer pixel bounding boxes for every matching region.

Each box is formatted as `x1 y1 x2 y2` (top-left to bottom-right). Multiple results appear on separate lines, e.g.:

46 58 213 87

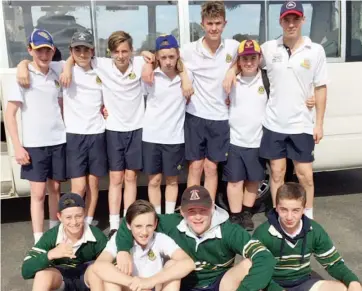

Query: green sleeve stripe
31 247 47 254
275 261 310 271
24 256 32 261
243 239 263 257
321 256 342 268
276 253 311 260
250 246 268 260
315 246 335 258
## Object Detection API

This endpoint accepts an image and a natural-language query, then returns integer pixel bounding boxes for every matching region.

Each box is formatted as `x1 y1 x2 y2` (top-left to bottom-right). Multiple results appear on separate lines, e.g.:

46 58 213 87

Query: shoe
229 214 242 225
240 211 254 231
108 229 117 240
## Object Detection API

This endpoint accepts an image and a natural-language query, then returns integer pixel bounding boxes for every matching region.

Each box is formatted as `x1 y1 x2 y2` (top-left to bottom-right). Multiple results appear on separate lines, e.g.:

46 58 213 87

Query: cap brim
238 51 261 56
70 42 94 49
181 202 212 211
30 43 55 50
280 10 303 19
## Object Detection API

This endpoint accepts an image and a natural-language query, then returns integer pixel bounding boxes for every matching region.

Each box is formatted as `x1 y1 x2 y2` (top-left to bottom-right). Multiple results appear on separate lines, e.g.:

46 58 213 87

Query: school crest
301 59 311 69
225 54 232 63
225 152 228 157
190 190 200 200
96 76 102 84
129 72 136 80
54 80 60 88
177 164 182 171
147 249 156 261
258 86 265 94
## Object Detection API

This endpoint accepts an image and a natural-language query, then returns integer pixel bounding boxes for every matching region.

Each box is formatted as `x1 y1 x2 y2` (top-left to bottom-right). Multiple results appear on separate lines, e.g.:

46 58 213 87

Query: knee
31 191 46 203
165 176 178 186
71 184 87 196
296 170 314 186
189 161 204 175
204 161 217 177
110 173 124 187
125 171 137 183
34 270 52 286
149 176 162 188
270 166 286 183
228 182 243 189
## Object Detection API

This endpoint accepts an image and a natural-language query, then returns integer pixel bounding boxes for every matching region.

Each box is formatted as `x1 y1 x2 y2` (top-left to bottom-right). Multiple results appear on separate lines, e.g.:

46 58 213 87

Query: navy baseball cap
58 193 85 212
280 1 304 19
28 29 55 50
155 35 179 51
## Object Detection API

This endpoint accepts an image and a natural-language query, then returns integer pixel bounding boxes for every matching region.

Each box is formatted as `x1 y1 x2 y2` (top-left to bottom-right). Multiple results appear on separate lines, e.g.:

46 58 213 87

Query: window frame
345 0 362 62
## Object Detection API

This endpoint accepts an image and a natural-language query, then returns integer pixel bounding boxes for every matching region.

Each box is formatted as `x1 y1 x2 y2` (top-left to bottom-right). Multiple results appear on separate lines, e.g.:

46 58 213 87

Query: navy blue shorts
181 273 224 291
142 142 185 176
106 129 142 171
66 133 108 178
259 127 315 162
223 144 266 182
21 144 66 182
275 275 321 291
185 113 229 162
55 261 93 291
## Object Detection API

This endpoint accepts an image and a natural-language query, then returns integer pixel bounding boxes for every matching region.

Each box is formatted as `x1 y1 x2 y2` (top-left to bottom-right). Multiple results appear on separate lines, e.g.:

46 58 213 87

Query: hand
348 282 362 291
101 106 108 119
181 79 194 104
223 69 236 95
225 97 230 107
141 63 154 85
306 95 315 109
59 71 72 88
128 276 156 291
47 243 76 260
15 146 30 165
313 125 324 144
141 51 155 64
17 66 30 89
116 251 133 275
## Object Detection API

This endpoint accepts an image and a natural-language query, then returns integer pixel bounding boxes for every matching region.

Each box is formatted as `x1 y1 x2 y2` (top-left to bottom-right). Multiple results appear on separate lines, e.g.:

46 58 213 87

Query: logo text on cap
286 1 296 9
38 31 50 40
245 40 253 48
78 32 87 40
190 190 200 200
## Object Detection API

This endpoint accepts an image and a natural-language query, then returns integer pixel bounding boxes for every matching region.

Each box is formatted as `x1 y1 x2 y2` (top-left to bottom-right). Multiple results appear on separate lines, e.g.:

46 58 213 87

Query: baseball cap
155 34 179 51
70 31 94 49
181 185 213 211
58 193 85 212
237 39 261 56
280 1 304 19
28 29 54 50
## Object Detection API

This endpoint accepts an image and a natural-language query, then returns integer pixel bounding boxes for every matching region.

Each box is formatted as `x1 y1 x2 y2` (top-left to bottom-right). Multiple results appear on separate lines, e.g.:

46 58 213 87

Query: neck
241 69 259 78
64 227 83 243
31 61 49 75
283 35 303 50
163 69 178 80
116 63 129 74
281 220 301 236
77 63 92 71
203 37 221 54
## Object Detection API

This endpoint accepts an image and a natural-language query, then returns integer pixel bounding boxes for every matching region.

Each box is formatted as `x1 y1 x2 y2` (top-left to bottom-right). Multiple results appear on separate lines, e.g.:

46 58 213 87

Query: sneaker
229 214 244 227
240 211 254 231
108 229 117 240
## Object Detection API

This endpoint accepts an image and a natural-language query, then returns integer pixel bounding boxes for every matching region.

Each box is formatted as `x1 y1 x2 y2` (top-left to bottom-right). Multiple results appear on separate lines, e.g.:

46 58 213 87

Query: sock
165 201 176 214
304 208 314 219
109 214 120 230
49 220 59 229
123 208 128 218
241 205 253 214
34 232 43 244
155 205 162 214
85 216 93 225
230 211 242 217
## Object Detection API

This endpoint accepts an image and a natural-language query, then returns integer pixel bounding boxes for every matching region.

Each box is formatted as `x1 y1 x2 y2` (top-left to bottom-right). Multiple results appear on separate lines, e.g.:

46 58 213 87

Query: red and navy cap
155 34 179 51
28 29 55 50
280 1 304 19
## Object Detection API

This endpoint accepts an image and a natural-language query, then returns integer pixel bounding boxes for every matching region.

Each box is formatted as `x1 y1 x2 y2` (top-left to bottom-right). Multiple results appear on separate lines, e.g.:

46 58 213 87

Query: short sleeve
91 57 113 70
132 56 146 76
313 46 328 87
104 233 118 258
157 233 180 258
7 78 24 103
141 80 150 95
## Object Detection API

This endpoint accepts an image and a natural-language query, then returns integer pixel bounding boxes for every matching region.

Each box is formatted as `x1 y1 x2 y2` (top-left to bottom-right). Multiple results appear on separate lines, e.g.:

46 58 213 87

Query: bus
1 0 362 202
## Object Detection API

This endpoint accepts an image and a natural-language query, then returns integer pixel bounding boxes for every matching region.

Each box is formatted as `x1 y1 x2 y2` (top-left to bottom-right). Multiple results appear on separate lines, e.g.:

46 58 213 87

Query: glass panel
94 1 179 56
348 0 362 57
188 1 265 43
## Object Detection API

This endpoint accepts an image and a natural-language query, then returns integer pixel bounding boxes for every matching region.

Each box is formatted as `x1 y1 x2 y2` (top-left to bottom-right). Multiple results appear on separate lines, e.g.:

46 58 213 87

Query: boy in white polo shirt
259 1 328 219
143 34 189 214
5 29 66 244
92 200 195 291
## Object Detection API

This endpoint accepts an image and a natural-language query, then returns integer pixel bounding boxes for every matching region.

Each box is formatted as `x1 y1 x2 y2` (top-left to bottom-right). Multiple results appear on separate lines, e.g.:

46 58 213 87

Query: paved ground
1 169 362 291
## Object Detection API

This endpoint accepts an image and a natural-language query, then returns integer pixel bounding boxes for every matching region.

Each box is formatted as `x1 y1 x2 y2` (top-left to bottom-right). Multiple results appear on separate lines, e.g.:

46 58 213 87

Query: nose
287 212 293 220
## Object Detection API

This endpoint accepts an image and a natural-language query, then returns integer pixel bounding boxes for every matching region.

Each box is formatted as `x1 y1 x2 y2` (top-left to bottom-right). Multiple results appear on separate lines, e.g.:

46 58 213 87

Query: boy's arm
59 56 75 88
223 62 239 96
313 85 327 144
179 66 194 102
17 60 32 88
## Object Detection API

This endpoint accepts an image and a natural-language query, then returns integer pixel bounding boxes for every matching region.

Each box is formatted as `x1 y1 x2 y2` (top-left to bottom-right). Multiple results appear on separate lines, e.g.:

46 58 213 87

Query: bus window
2 1 92 68
347 0 362 60
268 1 341 58
188 1 265 43
94 1 179 56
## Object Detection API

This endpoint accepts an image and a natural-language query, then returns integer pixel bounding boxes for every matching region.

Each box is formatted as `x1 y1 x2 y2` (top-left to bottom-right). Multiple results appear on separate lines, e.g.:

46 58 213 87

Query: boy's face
157 48 179 75
238 54 261 76
276 198 305 231
57 207 85 236
28 47 54 69
181 206 213 236
111 41 132 70
201 16 226 42
280 14 305 39
71 46 93 68
127 212 157 247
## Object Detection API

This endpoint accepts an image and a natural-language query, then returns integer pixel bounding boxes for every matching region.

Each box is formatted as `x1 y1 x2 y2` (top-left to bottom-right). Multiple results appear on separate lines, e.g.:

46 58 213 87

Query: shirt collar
28 63 55 77
196 37 225 56
278 218 303 239
277 36 312 49
154 67 181 83
236 70 262 86
56 223 96 246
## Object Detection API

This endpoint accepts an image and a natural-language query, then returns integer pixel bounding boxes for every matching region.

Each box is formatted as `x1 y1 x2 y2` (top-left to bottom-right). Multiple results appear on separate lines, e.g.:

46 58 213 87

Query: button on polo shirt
92 56 145 132
229 71 268 148
8 64 66 147
181 38 239 121
261 36 328 135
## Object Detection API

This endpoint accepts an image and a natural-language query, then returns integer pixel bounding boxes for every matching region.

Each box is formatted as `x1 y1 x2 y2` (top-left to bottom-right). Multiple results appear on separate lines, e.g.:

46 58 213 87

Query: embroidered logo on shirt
258 86 265 94
129 72 136 80
177 164 182 171
225 54 232 63
96 76 102 84
148 249 156 261
54 80 60 88
190 190 200 200
225 152 228 157
301 59 311 69
311 150 314 156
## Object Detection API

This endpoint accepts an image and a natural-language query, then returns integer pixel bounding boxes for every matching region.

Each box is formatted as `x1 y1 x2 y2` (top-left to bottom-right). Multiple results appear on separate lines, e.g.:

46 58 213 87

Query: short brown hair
108 31 133 52
201 1 226 20
125 200 157 225
276 182 307 207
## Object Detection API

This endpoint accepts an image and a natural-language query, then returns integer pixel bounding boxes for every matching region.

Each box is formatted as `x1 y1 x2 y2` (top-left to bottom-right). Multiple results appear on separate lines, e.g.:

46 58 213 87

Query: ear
224 19 228 27
126 223 131 230
27 47 33 56
180 209 185 218
56 212 61 221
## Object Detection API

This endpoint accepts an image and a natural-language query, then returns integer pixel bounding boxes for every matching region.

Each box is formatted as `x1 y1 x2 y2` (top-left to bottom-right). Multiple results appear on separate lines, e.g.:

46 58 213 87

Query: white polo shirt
261 36 328 135
105 232 180 278
142 68 188 144
181 37 239 120
8 64 66 147
91 57 145 132
229 71 268 148
50 62 105 135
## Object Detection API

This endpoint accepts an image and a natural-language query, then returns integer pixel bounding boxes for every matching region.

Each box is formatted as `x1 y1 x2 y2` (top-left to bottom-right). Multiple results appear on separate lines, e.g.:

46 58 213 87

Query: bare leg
165 176 178 214
269 158 287 207
148 173 162 210
187 160 204 187
84 264 105 291
124 170 138 209
227 181 244 213
85 174 99 218
71 176 87 197
46 179 60 223
310 280 347 291
109 171 124 230
32 268 63 291
160 260 181 291
243 181 258 208
204 158 218 201
293 161 314 208
30 181 47 234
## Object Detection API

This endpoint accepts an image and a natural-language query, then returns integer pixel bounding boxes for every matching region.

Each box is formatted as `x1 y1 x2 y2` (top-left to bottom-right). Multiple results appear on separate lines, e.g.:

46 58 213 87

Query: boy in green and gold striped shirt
253 182 361 291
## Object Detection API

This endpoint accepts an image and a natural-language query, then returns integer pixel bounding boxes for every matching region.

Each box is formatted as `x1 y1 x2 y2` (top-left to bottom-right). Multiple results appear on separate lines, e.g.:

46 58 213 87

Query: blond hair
201 1 226 20
108 31 133 52
155 48 183 73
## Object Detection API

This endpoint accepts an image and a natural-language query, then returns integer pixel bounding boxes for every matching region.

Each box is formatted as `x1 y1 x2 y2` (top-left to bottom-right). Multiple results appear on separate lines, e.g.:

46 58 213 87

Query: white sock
85 216 93 225
155 205 162 214
34 232 43 244
109 214 120 230
49 220 59 229
165 201 176 214
304 208 314 219
123 208 128 218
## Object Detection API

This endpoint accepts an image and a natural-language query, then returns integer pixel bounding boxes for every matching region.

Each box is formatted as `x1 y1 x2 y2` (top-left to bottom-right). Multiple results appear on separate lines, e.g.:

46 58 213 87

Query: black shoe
229 214 244 227
108 229 117 240
240 211 254 231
